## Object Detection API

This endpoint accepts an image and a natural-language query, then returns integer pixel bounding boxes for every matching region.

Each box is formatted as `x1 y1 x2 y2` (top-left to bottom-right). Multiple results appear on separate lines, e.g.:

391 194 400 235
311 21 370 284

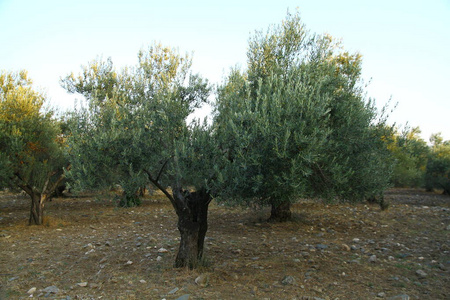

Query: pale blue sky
1 0 449 141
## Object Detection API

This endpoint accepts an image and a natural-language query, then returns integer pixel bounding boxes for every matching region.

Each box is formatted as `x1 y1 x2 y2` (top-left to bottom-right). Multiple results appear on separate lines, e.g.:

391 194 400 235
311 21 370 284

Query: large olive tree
214 12 393 221
62 44 214 268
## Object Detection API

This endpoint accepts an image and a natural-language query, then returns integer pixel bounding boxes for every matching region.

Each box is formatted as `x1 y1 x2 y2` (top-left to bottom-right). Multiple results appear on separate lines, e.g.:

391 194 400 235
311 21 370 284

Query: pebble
378 292 386 298
77 282 88 287
415 269 427 278
175 295 190 300
158 247 168 253
168 287 179 294
341 244 351 251
42 286 59 294
301 251 310 258
156 256 162 261
27 287 36 294
369 255 377 263
316 244 328 250
195 274 209 286
281 275 295 285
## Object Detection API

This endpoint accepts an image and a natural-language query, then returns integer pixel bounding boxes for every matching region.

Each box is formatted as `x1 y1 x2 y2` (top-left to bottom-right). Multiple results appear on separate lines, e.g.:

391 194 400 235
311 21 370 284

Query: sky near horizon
1 0 449 141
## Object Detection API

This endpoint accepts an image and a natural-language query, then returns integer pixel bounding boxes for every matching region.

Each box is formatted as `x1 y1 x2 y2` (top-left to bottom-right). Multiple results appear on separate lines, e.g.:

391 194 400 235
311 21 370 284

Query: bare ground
0 188 449 300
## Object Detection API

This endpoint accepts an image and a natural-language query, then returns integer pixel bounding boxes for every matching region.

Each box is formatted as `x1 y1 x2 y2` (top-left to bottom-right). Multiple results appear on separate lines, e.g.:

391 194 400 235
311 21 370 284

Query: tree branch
45 164 72 196
143 168 177 209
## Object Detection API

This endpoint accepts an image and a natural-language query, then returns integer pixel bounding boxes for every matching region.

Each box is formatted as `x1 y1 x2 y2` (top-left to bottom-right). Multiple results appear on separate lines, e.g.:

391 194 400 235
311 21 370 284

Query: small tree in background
388 126 429 188
425 133 450 194
0 70 69 225
214 12 393 220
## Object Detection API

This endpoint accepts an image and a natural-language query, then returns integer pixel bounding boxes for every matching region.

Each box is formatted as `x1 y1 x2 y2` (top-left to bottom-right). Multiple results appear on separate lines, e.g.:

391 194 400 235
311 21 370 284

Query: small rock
168 287 179 294
415 269 427 278
231 249 242 254
378 292 386 298
139 279 147 283
353 238 360 243
316 244 328 250
42 286 59 294
301 251 310 258
195 274 209 286
125 260 133 265
281 275 295 285
156 256 162 261
175 295 190 300
158 247 168 253
27 287 37 294
85 248 95 255
77 282 88 287
341 244 351 251
369 255 377 263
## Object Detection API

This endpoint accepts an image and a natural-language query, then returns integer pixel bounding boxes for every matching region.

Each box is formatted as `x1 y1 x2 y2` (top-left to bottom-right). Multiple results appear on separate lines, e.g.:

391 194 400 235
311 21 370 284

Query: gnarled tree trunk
269 201 292 222
173 188 211 269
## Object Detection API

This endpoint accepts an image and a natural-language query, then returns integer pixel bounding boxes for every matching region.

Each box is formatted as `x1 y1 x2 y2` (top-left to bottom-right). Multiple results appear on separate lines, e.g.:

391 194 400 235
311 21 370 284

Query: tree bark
269 201 292 222
29 193 45 225
173 188 211 269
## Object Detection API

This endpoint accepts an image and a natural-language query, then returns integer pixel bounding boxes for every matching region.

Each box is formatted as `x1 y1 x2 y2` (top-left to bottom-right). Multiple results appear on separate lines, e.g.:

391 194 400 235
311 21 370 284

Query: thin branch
156 156 173 182
143 168 176 208
13 172 33 196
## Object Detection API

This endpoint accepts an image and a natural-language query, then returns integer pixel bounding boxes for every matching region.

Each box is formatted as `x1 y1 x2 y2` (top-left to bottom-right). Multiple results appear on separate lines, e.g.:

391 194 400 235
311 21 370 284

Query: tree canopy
0 70 68 224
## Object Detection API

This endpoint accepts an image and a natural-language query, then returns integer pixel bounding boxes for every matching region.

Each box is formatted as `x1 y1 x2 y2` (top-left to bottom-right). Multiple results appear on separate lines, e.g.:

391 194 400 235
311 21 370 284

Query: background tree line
1 12 449 268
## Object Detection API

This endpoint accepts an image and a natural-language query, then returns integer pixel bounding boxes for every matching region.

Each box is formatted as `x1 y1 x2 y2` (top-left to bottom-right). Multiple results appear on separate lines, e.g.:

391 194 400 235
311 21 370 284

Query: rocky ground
0 188 449 300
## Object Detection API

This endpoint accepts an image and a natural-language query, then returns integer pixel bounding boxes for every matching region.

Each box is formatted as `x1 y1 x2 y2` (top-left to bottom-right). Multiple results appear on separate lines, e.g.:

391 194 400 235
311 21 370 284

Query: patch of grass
391 282 407 288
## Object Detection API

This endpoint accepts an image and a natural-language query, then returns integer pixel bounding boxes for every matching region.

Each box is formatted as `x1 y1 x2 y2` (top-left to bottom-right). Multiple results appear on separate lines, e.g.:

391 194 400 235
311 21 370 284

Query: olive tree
0 70 68 225
63 44 214 268
214 12 393 221
425 134 450 194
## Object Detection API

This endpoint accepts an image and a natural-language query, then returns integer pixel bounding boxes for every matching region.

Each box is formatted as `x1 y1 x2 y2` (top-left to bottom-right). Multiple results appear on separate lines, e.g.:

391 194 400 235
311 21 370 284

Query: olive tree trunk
173 188 211 269
269 201 292 222
29 192 46 225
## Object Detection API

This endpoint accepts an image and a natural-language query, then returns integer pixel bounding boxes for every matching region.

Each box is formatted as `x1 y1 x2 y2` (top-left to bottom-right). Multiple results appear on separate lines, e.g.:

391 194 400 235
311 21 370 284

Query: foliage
62 44 210 206
0 70 68 224
387 126 429 187
214 12 393 219
425 133 450 194
63 43 214 267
